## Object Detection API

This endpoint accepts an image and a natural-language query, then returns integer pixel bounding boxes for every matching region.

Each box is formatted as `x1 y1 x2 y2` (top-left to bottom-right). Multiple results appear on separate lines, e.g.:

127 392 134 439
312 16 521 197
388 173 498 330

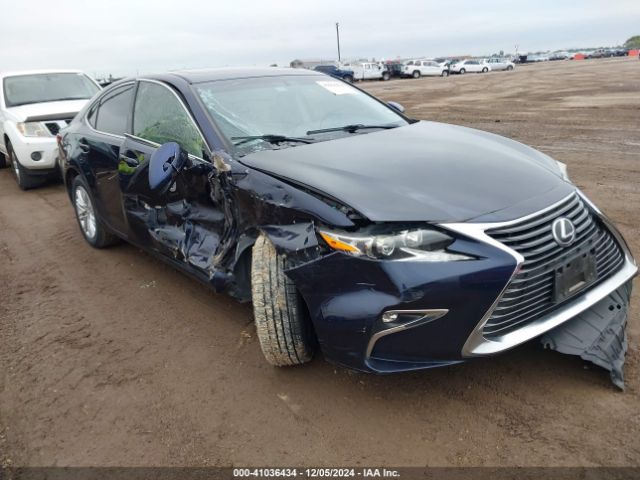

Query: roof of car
0 69 88 80
153 67 324 84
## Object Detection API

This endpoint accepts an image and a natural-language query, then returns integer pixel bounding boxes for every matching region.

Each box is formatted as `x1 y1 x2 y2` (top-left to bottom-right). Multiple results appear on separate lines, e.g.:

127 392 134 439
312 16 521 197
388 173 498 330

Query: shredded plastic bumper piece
541 281 633 390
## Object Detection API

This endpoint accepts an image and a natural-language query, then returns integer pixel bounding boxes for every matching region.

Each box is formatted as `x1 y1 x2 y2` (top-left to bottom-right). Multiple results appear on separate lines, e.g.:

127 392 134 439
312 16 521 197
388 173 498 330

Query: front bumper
286 193 636 374
11 136 59 170
286 231 517 372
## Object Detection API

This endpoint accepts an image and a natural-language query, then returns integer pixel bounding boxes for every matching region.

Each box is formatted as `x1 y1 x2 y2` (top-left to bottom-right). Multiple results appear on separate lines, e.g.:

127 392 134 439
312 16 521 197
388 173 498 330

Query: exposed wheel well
65 168 80 199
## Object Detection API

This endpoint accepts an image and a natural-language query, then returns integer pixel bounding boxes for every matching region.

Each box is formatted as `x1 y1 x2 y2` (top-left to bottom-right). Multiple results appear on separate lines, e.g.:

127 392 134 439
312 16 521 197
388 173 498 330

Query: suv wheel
412 70 421 78
251 234 315 366
482 67 489 73
507 65 514 71
7 141 45 190
459 68 466 74
343 75 353 83
71 175 120 248
381 72 390 81
441 70 450 77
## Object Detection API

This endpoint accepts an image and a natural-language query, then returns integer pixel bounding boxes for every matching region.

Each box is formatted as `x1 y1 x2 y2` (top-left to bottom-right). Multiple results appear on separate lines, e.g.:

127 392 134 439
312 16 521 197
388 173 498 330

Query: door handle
78 141 90 153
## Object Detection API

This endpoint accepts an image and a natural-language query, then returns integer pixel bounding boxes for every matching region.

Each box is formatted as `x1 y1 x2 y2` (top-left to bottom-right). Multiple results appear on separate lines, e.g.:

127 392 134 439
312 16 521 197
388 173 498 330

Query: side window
133 82 204 158
86 103 98 128
95 84 134 135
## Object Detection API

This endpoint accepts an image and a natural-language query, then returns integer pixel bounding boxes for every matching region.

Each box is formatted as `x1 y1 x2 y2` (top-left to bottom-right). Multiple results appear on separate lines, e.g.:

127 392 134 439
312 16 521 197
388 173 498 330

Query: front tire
507 65 514 71
482 67 489 73
343 75 354 83
381 72 390 81
7 141 45 190
412 70 421 78
459 68 466 74
441 69 449 77
251 234 315 366
71 176 119 248
0 152 7 169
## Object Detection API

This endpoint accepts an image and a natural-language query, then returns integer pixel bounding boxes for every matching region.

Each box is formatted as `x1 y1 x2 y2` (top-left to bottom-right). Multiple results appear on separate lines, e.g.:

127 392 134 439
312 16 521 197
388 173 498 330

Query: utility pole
336 22 341 63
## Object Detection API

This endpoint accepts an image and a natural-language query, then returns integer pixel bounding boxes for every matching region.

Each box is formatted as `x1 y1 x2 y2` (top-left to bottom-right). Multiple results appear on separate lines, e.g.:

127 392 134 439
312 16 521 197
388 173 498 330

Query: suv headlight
319 228 474 262
16 122 51 137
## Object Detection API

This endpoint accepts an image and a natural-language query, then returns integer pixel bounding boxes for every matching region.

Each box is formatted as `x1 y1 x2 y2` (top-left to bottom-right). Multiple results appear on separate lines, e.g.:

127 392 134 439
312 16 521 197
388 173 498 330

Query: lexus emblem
551 217 576 247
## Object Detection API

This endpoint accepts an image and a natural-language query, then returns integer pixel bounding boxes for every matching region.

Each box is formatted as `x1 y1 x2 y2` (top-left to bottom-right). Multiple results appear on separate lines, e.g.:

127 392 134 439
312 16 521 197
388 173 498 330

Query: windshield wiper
231 134 314 146
306 124 398 135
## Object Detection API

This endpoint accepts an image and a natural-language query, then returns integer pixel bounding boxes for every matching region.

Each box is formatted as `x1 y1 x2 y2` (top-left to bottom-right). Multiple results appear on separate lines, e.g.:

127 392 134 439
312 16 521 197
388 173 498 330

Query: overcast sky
2 0 638 78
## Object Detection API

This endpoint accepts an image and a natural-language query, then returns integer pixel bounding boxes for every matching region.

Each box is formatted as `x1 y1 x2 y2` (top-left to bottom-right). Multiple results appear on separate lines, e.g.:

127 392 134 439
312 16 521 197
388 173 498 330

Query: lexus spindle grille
483 193 624 338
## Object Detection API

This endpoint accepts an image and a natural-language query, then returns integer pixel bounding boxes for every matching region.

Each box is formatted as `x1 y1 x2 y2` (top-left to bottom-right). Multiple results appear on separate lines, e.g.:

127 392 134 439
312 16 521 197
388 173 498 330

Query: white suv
449 59 490 74
402 60 449 78
0 70 101 189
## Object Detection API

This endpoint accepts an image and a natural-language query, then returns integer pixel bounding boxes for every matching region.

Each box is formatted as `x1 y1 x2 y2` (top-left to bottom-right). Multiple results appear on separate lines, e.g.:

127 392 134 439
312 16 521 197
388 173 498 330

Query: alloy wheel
75 186 97 240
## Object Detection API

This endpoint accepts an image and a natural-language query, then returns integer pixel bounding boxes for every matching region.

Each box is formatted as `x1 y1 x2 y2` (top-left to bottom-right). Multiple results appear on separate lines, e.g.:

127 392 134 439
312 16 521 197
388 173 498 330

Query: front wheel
459 68 466 74
441 69 449 77
251 234 315 366
507 65 514 71
482 67 489 73
343 75 353 83
381 72 390 81
412 70 421 78
71 176 120 248
7 141 45 190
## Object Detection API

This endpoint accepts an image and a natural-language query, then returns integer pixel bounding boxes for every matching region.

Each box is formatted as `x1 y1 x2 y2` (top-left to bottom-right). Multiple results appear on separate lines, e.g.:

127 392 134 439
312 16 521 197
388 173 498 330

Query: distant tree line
624 35 640 49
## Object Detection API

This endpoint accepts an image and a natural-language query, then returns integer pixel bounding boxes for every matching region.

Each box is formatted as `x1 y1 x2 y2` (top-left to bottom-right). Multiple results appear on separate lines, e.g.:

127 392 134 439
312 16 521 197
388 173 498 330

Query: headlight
16 122 51 137
319 228 474 262
556 161 570 181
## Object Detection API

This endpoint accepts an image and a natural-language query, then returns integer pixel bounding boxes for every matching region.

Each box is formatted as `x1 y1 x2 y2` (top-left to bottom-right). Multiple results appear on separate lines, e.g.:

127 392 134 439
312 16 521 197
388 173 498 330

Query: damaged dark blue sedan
58 68 637 386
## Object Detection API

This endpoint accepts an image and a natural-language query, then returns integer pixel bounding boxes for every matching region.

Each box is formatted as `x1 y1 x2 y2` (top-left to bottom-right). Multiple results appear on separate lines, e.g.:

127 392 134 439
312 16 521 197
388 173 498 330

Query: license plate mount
554 253 597 303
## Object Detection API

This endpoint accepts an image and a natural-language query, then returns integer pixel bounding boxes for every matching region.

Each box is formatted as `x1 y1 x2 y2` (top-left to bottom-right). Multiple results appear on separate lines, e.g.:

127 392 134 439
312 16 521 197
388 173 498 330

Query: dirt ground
1 57 639 468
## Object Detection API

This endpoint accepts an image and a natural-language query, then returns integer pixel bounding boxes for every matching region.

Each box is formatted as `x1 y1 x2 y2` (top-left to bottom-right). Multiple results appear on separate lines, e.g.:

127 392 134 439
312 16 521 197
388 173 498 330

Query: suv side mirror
149 142 188 191
387 101 405 113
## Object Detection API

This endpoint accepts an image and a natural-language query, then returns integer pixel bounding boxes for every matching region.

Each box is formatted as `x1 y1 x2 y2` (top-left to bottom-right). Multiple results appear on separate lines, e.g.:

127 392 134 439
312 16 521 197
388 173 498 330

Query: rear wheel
251 234 315 366
381 72 390 81
71 176 120 248
343 75 353 83
7 141 45 190
507 65 514 71
482 67 489 73
441 69 449 77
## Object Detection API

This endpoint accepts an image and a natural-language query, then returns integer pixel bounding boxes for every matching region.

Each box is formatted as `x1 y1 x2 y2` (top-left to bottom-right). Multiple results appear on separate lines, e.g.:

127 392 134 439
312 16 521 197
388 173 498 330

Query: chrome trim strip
365 309 449 360
441 190 637 357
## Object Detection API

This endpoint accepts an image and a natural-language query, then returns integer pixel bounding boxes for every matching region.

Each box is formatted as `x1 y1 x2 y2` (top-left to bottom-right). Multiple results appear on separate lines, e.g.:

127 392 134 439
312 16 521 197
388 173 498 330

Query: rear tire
71 175 120 248
7 141 45 190
381 72 390 81
412 70 421 78
343 75 353 83
251 234 315 367
507 65 514 71
482 67 489 73
441 70 449 77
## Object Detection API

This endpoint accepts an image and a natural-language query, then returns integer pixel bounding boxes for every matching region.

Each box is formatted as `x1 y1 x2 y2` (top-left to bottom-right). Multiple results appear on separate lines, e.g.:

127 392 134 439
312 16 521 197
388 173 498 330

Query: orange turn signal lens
319 231 360 254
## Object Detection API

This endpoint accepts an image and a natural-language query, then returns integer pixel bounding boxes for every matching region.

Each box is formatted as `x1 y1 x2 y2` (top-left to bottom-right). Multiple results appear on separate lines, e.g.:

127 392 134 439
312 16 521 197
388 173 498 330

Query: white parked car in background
449 59 490 74
342 62 390 81
0 70 100 189
402 59 449 78
483 58 515 71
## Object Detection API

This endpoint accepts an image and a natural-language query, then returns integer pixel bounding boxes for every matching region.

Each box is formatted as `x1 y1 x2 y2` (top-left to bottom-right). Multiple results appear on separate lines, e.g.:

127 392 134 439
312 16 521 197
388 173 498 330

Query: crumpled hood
239 121 571 222
5 99 89 122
